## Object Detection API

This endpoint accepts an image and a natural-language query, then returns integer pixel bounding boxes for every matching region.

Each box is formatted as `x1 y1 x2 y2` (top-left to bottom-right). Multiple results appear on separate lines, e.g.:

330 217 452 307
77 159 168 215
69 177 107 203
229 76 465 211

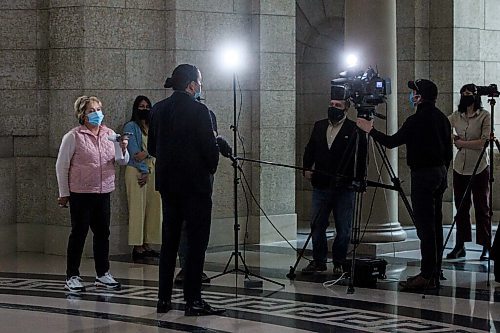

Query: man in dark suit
302 99 367 275
148 64 225 316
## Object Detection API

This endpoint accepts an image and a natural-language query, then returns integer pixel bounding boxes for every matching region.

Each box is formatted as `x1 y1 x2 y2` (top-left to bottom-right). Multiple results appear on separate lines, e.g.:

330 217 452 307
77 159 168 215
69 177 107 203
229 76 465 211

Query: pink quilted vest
69 125 116 194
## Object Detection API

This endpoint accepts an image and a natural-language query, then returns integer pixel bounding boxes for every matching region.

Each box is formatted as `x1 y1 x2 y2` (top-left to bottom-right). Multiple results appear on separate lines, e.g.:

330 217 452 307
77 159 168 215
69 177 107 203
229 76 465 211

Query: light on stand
210 43 283 288
218 44 246 73
345 53 359 68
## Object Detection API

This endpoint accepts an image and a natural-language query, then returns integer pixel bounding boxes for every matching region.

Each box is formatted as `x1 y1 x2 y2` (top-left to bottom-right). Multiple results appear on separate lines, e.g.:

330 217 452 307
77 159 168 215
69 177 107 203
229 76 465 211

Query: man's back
148 91 219 194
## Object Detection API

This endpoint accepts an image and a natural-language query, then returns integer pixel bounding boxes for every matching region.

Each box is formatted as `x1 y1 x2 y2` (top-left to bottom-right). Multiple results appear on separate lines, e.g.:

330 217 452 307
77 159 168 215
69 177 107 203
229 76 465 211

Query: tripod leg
286 232 313 279
209 252 237 280
287 205 323 280
348 191 363 294
373 141 416 224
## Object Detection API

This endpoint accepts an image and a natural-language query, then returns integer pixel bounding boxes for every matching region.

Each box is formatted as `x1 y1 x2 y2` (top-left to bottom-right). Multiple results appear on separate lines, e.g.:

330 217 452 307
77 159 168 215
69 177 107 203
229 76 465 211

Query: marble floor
1 227 499 332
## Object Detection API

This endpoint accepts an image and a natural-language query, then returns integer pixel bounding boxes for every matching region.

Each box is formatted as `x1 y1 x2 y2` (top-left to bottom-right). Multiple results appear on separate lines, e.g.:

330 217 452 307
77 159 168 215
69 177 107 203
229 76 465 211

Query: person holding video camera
149 64 227 316
357 79 453 290
447 84 491 261
56 95 130 293
302 98 367 276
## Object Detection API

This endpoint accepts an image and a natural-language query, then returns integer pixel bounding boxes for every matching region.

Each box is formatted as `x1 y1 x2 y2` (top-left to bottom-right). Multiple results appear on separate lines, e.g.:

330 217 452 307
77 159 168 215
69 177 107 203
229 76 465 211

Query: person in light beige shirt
447 84 491 261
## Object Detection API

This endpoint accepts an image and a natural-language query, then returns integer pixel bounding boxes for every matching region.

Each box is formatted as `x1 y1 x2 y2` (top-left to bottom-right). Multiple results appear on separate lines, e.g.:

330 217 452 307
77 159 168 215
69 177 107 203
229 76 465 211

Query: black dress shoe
157 299 172 313
185 299 225 316
132 250 147 261
446 246 466 259
145 249 160 258
480 248 489 261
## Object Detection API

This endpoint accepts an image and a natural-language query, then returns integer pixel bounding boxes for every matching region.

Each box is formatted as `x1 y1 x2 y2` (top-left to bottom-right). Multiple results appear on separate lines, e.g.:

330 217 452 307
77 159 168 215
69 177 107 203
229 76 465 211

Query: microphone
216 135 233 158
374 112 386 120
107 132 133 142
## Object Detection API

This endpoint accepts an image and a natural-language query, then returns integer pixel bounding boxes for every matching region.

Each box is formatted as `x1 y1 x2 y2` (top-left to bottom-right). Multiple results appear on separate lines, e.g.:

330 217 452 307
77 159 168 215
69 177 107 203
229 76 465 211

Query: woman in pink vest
56 96 130 293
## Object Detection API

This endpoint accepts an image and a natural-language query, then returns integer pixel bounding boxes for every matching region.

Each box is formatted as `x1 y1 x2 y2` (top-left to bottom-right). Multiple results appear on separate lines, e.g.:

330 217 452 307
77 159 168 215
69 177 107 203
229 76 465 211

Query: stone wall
0 0 297 255
453 0 500 226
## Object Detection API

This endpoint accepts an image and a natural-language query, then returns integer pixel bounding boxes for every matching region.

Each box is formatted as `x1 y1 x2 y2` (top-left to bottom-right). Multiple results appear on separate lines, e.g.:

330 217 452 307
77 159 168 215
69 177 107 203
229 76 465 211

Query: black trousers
66 192 111 279
158 191 212 304
411 166 448 279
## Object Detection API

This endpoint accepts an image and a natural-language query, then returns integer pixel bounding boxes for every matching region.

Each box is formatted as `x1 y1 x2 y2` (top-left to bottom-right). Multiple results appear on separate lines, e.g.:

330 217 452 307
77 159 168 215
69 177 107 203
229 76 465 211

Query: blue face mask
87 110 104 126
194 83 202 100
408 91 420 109
408 91 414 108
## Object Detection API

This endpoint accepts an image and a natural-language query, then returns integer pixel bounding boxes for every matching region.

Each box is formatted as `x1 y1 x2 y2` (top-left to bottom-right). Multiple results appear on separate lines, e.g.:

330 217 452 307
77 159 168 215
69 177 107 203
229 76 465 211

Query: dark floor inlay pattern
0 276 494 332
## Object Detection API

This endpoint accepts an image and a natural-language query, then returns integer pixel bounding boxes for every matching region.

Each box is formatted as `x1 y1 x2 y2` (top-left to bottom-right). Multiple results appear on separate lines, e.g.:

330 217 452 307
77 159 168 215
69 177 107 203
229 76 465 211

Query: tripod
285 125 415 289
442 96 499 287
347 129 416 293
209 73 284 288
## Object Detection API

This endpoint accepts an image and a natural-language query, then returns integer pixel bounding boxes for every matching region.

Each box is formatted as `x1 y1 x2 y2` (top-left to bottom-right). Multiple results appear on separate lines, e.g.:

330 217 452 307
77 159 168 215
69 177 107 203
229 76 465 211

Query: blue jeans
311 187 355 264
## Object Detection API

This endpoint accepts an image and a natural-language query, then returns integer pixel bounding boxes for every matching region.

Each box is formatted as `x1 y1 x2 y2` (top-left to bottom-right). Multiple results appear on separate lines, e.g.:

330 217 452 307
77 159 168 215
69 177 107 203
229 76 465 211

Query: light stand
209 72 284 288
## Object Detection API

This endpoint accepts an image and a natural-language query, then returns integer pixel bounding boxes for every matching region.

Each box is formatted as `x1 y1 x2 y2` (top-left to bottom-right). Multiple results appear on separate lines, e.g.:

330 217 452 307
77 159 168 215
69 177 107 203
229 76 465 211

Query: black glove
216 135 232 158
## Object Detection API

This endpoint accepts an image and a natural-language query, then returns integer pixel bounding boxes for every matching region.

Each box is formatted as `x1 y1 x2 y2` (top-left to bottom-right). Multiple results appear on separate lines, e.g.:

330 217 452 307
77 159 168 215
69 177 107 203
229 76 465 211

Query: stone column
344 0 406 244
247 0 297 244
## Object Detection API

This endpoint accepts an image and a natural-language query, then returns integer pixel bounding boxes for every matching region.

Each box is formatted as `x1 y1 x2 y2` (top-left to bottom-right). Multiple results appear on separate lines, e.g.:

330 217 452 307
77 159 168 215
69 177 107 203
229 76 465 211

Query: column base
353 239 421 256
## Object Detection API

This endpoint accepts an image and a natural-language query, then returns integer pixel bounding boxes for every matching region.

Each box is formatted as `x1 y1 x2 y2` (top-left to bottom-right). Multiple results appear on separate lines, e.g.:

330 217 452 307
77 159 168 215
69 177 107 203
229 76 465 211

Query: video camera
331 67 391 120
476 84 499 97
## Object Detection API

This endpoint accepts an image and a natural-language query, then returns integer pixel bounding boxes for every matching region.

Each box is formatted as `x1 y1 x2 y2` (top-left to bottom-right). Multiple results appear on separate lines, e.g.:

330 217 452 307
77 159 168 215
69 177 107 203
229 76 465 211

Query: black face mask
137 109 150 120
458 95 475 113
328 107 345 123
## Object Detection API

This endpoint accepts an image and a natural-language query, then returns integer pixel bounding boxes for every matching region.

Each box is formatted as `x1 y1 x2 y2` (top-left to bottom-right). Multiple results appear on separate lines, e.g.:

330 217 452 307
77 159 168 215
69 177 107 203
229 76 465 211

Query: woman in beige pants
124 96 162 260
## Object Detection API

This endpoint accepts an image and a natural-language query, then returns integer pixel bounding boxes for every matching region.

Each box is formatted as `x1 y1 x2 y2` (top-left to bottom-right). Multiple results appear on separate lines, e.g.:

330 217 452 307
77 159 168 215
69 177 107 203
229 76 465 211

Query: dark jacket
369 101 452 170
303 118 367 189
148 91 219 194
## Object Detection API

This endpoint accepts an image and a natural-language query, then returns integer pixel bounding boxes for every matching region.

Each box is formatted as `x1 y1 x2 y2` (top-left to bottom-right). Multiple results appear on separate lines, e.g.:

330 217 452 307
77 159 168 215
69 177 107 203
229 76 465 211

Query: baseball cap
408 79 438 101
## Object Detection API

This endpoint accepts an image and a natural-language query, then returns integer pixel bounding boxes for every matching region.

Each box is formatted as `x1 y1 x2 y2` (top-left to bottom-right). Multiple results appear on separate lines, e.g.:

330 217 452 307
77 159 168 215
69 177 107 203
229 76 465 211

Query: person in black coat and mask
302 98 367 276
148 64 229 316
357 79 453 290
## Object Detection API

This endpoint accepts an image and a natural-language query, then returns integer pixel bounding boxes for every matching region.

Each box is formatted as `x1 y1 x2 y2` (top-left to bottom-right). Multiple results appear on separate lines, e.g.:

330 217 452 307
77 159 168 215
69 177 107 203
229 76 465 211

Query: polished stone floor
0 227 499 332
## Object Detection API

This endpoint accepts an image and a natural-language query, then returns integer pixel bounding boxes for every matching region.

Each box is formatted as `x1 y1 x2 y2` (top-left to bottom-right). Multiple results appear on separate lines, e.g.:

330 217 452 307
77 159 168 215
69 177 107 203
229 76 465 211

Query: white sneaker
65 276 85 292
95 272 121 290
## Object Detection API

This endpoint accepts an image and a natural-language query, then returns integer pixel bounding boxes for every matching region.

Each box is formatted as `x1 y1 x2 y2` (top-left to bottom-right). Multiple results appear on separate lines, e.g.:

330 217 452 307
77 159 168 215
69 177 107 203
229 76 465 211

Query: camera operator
356 79 452 290
302 98 367 276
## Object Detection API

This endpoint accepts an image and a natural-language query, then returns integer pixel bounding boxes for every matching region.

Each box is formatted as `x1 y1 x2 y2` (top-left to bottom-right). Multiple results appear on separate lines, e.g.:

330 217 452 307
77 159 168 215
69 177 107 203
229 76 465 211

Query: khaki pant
125 165 162 245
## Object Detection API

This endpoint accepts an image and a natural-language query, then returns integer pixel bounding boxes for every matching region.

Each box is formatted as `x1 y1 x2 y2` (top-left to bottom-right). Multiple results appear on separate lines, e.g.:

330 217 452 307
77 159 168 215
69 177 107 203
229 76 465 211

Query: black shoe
332 263 344 276
201 272 211 283
145 249 160 258
399 274 436 290
446 246 466 259
132 249 147 261
301 261 327 274
174 269 184 284
480 248 489 261
185 299 225 316
157 299 172 313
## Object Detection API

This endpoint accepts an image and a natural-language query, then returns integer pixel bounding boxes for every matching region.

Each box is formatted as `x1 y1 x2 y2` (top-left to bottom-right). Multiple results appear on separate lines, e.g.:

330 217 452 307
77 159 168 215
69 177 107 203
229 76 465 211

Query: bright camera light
217 43 246 72
346 54 358 68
